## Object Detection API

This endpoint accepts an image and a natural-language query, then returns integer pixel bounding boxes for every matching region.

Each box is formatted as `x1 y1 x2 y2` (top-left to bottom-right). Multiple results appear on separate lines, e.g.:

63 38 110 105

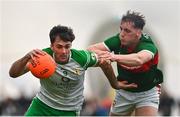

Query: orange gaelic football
27 53 56 79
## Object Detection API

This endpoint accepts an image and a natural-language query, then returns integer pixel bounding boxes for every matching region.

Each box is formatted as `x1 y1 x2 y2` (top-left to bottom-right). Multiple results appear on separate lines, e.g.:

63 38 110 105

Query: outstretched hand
117 80 138 89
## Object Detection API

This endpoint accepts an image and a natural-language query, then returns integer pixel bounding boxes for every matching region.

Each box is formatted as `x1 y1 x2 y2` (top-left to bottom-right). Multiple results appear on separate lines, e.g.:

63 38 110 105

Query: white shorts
110 87 160 115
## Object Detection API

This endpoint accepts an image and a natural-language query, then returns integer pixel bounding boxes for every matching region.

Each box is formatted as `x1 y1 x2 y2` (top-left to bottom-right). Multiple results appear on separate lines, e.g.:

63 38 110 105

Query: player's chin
59 58 68 63
121 41 128 46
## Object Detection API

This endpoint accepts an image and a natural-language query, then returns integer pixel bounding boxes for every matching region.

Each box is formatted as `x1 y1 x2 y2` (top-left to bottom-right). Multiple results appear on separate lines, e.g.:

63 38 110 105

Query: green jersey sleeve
104 34 120 52
71 49 98 69
138 43 157 54
84 51 98 68
137 34 157 55
42 47 53 57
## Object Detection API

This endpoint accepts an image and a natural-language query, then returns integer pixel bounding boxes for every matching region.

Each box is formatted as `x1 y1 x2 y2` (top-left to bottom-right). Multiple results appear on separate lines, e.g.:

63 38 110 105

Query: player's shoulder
106 33 120 41
141 33 154 43
71 49 95 61
138 33 158 53
104 33 121 51
71 49 97 69
71 49 89 66
71 49 89 57
112 33 120 39
42 47 53 57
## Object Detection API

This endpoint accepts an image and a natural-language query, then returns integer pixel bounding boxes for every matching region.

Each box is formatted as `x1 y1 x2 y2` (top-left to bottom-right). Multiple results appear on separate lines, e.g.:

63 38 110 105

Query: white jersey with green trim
36 48 98 111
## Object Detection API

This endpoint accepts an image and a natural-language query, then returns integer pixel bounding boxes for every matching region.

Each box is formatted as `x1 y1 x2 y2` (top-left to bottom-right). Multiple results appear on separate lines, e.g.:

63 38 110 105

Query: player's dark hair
121 10 145 30
49 25 75 43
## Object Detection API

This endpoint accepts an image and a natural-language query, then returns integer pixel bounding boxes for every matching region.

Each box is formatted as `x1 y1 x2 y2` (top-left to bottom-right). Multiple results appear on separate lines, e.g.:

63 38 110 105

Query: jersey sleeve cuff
92 53 99 67
141 50 155 58
103 42 111 52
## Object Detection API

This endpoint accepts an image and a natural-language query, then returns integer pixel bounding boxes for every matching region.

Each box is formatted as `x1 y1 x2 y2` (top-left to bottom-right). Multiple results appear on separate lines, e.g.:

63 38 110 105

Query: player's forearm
112 53 144 67
9 55 30 78
87 44 101 52
99 61 119 89
87 43 109 55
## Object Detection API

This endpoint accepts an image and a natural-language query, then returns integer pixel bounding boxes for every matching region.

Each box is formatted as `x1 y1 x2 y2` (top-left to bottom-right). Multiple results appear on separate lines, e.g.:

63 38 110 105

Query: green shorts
25 97 79 116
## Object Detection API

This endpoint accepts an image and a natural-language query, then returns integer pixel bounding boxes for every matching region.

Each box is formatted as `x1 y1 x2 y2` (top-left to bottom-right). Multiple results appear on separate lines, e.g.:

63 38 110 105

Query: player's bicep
137 50 154 63
84 51 99 68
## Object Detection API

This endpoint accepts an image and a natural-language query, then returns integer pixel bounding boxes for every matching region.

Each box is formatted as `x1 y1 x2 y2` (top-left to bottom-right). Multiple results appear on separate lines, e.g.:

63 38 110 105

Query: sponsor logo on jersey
74 68 80 75
62 77 70 82
63 71 68 76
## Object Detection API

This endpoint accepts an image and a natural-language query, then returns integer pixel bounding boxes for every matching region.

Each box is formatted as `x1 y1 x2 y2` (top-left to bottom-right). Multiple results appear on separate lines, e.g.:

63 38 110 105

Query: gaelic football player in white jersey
9 25 137 116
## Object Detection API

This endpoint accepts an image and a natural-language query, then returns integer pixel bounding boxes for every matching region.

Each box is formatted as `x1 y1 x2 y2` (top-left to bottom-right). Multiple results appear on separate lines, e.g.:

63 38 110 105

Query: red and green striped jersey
104 33 161 92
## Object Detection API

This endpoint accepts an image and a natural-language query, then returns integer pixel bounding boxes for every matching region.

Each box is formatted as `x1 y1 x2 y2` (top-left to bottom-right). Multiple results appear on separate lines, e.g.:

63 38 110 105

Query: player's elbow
9 73 17 78
136 59 143 66
136 56 144 66
112 85 119 90
9 70 18 78
135 51 153 66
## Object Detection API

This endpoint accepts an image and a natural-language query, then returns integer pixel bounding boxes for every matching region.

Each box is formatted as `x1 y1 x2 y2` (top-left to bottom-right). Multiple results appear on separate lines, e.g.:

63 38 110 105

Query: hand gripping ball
27 53 56 79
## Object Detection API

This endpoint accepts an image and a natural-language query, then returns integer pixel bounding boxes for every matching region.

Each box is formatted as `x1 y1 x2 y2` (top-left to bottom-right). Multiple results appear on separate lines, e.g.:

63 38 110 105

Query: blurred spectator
1 97 17 115
0 95 32 115
80 97 111 116
0 102 2 115
80 98 97 116
159 89 175 116
178 100 180 115
94 97 112 116
14 95 32 115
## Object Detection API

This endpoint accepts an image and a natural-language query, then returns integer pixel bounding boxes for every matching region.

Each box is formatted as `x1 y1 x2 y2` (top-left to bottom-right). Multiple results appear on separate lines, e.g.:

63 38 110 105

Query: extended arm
109 50 153 67
87 42 109 55
88 42 153 67
88 43 138 89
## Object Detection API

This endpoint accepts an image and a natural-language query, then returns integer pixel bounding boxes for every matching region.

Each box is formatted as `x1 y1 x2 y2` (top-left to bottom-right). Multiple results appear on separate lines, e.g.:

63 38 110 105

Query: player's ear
136 29 142 38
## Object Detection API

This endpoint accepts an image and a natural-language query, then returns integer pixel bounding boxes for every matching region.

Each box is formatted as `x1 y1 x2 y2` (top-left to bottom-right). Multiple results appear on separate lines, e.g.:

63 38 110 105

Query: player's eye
124 29 131 33
56 45 63 49
65 45 71 49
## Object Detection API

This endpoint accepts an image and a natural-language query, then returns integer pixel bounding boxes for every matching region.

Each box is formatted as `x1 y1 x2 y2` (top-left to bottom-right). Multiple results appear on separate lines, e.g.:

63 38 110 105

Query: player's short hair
121 10 145 30
49 25 75 43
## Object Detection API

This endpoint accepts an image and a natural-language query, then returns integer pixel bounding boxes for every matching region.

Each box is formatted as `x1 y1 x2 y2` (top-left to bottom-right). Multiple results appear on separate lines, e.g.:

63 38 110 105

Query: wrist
23 54 31 62
111 54 116 62
112 82 120 89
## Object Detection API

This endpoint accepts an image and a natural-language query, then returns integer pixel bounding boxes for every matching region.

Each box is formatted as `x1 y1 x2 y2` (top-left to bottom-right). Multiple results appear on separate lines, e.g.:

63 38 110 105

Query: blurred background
0 0 180 116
